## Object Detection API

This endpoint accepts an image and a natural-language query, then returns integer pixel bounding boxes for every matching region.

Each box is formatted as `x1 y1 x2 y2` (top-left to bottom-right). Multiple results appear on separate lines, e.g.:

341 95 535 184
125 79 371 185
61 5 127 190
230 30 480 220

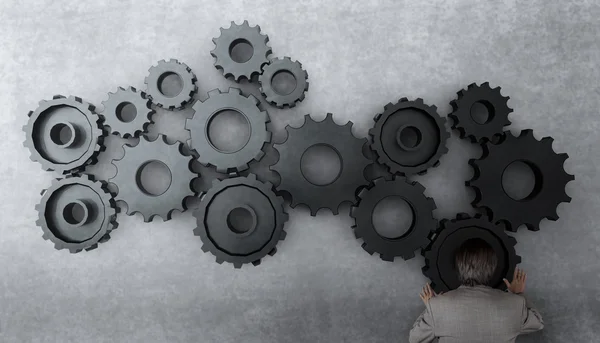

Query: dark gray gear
186 88 271 173
259 57 309 108
144 59 197 110
36 175 118 253
211 20 272 81
99 86 155 138
271 113 371 216
109 134 197 222
193 174 288 268
23 95 105 174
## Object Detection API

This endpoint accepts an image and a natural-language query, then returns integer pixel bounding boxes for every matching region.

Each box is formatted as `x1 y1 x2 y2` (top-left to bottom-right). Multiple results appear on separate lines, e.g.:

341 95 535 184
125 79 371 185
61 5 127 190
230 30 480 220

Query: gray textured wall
1 0 599 342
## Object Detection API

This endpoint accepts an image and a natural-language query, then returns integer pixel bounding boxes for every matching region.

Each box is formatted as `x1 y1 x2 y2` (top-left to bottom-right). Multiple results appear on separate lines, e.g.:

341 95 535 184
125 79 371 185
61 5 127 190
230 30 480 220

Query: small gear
449 82 513 143
110 134 197 222
271 113 371 216
259 57 309 108
23 95 105 174
368 98 449 176
186 87 271 173
99 86 155 138
36 175 118 253
211 20 272 81
350 176 437 261
144 59 197 110
193 174 288 268
422 213 521 293
467 129 574 231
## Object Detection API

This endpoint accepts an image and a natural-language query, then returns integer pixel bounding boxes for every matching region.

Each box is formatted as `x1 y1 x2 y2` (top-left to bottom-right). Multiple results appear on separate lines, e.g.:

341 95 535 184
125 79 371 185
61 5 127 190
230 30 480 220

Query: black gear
422 213 521 293
99 86 154 138
259 57 309 108
36 175 118 253
110 134 198 222
185 88 271 173
467 129 574 231
144 59 197 110
271 113 371 216
449 82 513 143
350 176 437 261
211 20 271 81
368 98 449 176
23 95 105 174
193 174 288 268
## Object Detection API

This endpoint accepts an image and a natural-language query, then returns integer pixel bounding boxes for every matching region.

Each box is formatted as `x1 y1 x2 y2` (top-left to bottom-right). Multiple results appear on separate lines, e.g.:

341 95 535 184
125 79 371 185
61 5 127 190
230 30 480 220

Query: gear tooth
467 83 476 89
279 230 287 240
399 97 408 102
525 223 540 231
233 262 243 269
268 247 277 256
427 197 437 210
215 257 225 265
361 243 375 255
507 236 518 245
357 187 369 199
481 81 490 88
383 102 394 110
252 259 262 266
456 213 469 220
208 89 221 97
229 87 241 95
402 251 415 260
380 254 394 262
372 177 385 186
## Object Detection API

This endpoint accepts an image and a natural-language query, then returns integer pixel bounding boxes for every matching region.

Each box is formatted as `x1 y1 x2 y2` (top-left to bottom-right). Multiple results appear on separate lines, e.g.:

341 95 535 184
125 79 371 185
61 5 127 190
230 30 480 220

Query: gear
350 176 437 261
23 95 105 174
36 175 118 253
467 129 574 231
449 82 513 143
422 213 521 293
185 87 271 173
369 98 449 176
99 86 155 138
144 59 197 110
271 113 371 216
193 174 288 268
259 57 309 108
211 20 272 81
110 134 197 222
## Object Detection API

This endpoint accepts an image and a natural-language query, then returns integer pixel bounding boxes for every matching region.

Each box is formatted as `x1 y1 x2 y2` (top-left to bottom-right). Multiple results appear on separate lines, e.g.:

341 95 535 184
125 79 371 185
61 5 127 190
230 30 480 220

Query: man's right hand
504 268 527 294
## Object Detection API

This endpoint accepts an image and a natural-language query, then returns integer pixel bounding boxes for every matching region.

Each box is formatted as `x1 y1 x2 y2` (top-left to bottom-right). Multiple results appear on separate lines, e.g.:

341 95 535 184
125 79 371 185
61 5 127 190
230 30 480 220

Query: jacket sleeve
409 303 437 343
519 295 544 334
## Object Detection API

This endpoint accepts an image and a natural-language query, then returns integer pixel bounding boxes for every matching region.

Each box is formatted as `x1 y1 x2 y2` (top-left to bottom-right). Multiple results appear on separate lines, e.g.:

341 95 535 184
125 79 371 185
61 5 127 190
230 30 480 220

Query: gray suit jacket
409 285 544 343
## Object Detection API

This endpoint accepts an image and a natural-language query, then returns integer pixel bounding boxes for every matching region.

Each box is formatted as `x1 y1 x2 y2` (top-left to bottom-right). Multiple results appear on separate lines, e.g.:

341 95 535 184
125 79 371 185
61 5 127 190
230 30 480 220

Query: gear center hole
502 160 540 201
470 101 495 124
300 144 342 186
229 39 254 63
116 102 137 123
136 160 173 196
63 201 87 226
227 206 256 234
372 196 414 239
207 110 251 153
396 125 422 150
157 72 184 98
271 70 297 96
50 123 75 147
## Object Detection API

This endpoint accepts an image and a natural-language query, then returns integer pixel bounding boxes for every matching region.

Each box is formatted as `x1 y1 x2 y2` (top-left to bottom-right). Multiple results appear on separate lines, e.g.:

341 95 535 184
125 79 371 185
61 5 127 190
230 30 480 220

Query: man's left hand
419 283 440 305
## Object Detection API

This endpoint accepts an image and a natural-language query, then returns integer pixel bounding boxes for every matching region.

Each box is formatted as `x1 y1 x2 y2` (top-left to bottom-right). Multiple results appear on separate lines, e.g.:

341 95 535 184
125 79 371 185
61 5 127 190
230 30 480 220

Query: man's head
454 238 498 287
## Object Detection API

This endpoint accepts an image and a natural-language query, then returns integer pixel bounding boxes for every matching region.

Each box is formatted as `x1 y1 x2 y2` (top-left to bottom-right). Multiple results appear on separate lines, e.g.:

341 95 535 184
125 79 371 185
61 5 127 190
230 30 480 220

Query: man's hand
503 268 527 294
419 283 440 305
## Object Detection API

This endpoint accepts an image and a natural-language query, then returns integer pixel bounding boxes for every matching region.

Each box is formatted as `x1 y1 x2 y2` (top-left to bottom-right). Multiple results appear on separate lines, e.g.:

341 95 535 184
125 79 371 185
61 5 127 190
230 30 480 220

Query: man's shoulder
430 286 524 308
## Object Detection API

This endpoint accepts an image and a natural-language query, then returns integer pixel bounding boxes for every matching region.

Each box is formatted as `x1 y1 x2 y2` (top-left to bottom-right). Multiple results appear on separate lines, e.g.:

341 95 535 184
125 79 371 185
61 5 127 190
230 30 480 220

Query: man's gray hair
454 238 498 286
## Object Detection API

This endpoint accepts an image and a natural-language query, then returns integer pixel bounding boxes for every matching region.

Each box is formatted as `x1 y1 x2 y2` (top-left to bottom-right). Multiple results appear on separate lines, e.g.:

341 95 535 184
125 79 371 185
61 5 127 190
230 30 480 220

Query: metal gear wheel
211 20 272 81
99 86 155 138
350 176 437 261
36 175 118 253
193 174 288 268
271 113 371 216
449 82 513 143
23 95 105 174
144 59 197 110
110 134 197 222
467 129 574 231
259 57 309 108
368 98 450 176
185 87 271 173
422 213 521 293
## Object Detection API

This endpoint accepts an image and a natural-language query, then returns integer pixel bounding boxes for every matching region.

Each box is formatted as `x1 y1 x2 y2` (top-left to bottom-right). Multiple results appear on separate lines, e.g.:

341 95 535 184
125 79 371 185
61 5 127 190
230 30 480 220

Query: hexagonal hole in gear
501 160 541 201
470 101 495 124
157 72 184 98
229 39 254 63
372 196 414 239
116 102 137 123
207 110 251 153
271 70 297 96
300 144 342 186
135 160 173 196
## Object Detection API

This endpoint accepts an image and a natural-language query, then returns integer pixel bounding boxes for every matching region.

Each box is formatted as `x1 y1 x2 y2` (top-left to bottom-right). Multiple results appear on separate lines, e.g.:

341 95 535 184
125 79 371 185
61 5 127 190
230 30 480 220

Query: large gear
449 82 513 143
467 129 574 231
144 59 197 110
36 175 118 253
350 176 437 261
193 174 288 268
211 20 272 81
422 213 521 293
258 57 309 108
185 87 271 173
368 98 449 176
99 86 155 138
271 113 371 216
110 134 197 222
23 95 105 174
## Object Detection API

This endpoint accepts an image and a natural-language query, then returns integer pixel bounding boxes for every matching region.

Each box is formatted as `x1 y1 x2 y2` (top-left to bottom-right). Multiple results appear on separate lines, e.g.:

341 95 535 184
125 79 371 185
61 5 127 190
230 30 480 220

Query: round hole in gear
396 125 422 150
470 101 495 125
135 160 173 196
207 110 251 153
226 206 257 234
115 102 137 123
49 123 74 146
270 70 297 96
157 72 184 98
371 196 414 239
63 201 86 226
502 160 540 201
300 144 343 186
229 39 254 63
